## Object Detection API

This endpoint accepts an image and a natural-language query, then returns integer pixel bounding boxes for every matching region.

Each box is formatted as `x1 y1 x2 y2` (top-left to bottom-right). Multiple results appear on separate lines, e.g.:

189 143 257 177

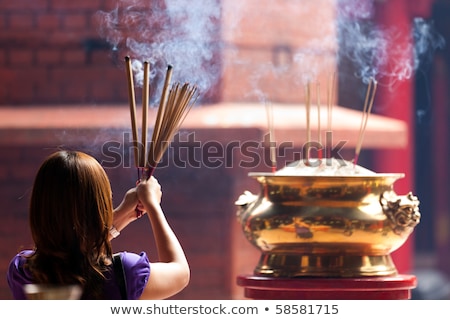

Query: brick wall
0 0 126 104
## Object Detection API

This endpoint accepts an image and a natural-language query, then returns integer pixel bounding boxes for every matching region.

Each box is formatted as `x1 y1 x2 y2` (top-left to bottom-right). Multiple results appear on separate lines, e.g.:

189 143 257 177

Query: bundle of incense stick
125 56 198 180
354 78 377 166
146 80 198 177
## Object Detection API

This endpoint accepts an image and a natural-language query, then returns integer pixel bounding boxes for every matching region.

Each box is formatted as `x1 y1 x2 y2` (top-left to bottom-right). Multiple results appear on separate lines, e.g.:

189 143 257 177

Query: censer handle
235 191 258 222
380 191 421 236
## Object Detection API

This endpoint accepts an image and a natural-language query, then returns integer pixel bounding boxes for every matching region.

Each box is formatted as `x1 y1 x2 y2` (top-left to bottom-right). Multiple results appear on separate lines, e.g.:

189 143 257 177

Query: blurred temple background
0 0 450 299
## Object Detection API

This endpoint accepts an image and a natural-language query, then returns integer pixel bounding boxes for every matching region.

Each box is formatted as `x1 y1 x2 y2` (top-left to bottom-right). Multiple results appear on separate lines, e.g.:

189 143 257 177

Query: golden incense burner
236 160 420 278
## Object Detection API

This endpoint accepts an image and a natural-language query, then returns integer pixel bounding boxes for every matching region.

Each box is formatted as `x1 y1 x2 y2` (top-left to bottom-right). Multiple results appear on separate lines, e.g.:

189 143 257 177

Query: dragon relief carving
380 191 421 235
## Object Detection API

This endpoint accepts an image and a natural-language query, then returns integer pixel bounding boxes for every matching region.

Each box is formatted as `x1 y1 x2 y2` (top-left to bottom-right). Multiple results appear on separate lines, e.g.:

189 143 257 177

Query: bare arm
136 177 190 300
110 187 140 241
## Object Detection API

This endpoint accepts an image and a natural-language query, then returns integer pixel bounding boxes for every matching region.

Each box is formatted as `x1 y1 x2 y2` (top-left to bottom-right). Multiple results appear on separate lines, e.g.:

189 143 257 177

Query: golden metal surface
236 173 420 277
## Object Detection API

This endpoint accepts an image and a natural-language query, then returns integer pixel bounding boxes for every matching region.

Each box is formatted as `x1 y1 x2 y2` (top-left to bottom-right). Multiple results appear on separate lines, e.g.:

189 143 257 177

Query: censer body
236 173 420 277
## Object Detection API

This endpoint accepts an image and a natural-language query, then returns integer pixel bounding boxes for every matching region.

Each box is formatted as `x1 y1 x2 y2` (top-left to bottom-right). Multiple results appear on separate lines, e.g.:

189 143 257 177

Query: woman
7 150 190 299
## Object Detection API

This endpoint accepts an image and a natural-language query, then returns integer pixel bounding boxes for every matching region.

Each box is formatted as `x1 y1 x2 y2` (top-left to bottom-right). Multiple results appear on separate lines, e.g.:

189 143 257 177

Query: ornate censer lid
249 158 405 183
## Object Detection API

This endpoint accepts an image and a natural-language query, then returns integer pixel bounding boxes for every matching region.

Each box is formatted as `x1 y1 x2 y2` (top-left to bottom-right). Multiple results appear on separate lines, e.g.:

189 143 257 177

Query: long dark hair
26 150 114 299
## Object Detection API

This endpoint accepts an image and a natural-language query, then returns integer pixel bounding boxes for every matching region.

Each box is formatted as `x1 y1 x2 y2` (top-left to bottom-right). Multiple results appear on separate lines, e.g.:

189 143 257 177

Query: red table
237 274 417 300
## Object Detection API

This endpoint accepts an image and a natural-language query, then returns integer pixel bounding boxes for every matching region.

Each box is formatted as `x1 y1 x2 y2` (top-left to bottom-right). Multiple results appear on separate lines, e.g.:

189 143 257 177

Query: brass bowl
235 172 420 277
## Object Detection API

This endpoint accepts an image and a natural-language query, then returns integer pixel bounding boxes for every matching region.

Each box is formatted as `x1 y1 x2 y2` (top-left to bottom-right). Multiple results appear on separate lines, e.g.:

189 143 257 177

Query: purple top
6 250 150 300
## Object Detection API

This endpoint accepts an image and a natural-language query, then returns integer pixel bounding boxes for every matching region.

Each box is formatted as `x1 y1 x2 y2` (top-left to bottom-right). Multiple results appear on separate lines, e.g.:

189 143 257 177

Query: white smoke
96 0 222 102
337 0 445 86
96 0 445 100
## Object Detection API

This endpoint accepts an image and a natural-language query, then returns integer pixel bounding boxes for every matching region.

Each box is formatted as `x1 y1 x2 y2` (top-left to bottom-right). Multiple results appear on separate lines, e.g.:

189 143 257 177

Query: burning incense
326 72 336 159
316 82 323 160
124 58 198 180
265 101 276 172
141 61 150 168
354 78 378 166
124 59 198 216
305 81 311 164
125 56 139 167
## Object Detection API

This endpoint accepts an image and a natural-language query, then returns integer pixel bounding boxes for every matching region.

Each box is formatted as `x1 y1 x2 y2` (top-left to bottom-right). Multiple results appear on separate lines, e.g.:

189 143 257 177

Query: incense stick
316 82 323 160
354 78 377 166
125 56 139 168
141 61 150 168
265 100 276 172
327 72 336 159
305 81 311 165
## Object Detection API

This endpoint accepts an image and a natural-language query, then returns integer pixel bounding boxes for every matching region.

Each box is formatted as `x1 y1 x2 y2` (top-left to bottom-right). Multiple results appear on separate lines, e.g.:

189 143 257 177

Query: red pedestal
237 274 417 300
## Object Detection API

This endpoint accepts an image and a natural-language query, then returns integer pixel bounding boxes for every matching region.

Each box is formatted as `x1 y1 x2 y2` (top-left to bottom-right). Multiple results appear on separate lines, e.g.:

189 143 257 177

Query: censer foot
254 252 398 278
